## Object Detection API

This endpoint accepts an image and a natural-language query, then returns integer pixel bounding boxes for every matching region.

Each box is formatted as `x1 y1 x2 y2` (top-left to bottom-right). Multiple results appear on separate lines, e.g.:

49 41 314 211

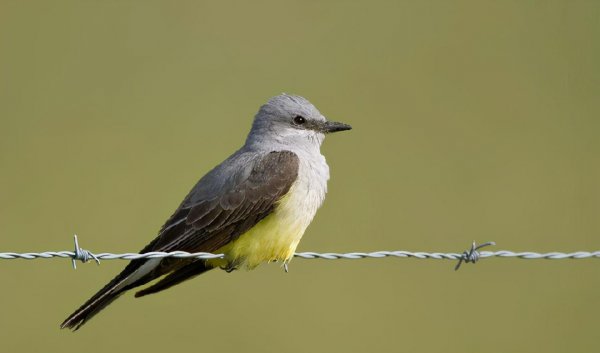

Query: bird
60 94 352 330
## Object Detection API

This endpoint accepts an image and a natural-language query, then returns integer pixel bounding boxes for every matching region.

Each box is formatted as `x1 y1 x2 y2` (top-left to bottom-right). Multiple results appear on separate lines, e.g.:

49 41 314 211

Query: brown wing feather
146 150 299 254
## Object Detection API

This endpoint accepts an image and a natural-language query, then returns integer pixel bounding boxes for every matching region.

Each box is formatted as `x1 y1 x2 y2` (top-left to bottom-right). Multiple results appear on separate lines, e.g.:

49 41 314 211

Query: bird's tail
60 259 160 330
60 281 125 330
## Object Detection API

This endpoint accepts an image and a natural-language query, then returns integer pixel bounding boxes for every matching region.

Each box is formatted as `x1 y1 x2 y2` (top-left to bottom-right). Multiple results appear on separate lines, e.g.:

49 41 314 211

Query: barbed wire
1 236 599 271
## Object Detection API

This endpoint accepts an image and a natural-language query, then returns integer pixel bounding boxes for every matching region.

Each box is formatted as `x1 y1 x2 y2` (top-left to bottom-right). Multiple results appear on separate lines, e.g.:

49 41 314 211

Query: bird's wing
144 149 300 254
61 150 299 330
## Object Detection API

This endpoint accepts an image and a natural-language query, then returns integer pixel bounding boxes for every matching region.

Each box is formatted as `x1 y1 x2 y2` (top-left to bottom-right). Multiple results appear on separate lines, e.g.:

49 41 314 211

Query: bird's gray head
245 94 351 150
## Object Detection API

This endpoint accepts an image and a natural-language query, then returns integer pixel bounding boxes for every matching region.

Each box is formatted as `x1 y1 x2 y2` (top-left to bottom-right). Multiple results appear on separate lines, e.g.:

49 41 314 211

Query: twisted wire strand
1 236 599 271
2 250 600 261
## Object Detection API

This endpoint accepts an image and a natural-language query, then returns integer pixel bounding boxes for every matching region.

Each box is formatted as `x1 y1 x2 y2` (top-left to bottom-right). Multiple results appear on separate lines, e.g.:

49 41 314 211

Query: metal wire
1 235 599 270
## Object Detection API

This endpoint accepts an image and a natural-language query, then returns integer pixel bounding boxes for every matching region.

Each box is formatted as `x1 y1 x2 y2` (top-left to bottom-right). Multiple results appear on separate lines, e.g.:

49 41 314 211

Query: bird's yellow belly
207 191 310 270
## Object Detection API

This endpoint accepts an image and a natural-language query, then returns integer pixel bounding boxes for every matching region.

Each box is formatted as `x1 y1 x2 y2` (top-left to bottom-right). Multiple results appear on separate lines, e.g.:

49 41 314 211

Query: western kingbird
61 94 351 330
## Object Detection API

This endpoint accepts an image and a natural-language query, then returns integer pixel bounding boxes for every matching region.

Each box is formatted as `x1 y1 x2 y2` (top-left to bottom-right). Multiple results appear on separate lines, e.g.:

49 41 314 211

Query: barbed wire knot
455 241 496 271
71 234 100 269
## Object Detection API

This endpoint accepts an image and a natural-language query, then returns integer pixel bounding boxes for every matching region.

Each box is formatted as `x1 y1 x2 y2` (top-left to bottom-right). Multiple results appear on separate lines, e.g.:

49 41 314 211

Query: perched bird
61 94 351 330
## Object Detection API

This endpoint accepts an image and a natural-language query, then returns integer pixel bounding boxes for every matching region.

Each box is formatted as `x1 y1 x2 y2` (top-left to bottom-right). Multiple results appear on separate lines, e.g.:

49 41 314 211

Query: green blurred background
1 1 599 352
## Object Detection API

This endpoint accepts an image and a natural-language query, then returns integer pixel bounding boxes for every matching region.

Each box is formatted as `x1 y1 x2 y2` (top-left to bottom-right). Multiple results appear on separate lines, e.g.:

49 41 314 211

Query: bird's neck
244 131 324 155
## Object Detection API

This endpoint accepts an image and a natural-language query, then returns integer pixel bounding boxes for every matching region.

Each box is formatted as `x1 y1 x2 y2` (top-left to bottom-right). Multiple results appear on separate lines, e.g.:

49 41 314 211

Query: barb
71 235 100 269
454 241 496 271
1 237 600 270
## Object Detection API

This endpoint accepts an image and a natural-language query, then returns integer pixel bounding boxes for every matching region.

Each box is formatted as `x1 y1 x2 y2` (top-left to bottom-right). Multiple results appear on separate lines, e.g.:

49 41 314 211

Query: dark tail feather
61 277 127 330
135 260 212 298
61 260 154 331
61 259 211 329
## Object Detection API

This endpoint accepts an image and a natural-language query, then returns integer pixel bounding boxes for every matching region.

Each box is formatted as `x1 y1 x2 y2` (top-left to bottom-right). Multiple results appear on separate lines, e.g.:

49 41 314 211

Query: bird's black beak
323 121 352 134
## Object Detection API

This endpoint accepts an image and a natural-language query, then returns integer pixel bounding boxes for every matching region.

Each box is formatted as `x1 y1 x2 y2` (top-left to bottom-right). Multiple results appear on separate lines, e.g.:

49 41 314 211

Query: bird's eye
293 115 306 125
